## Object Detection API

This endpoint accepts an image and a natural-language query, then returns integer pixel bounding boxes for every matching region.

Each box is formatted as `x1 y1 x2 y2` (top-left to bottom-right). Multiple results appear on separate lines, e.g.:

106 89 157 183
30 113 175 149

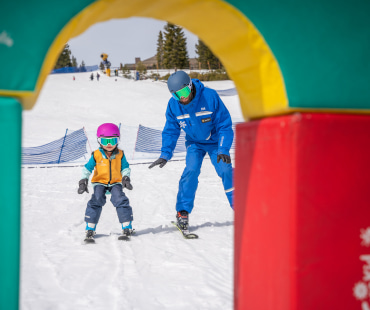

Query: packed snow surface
21 71 243 310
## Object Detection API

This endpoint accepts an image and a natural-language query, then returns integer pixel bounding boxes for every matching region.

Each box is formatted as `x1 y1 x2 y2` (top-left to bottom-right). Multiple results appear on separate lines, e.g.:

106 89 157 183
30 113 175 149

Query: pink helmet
97 123 120 137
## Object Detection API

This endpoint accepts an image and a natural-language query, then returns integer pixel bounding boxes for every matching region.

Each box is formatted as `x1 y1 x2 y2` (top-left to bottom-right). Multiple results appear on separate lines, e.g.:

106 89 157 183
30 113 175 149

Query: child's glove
78 179 89 194
122 176 133 190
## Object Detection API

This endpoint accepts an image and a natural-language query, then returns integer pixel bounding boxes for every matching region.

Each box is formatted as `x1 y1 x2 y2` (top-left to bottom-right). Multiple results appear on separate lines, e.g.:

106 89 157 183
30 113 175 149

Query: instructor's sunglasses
171 83 192 101
98 137 119 146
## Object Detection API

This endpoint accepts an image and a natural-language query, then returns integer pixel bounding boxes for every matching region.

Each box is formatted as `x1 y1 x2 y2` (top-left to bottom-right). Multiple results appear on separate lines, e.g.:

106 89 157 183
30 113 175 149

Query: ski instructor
149 70 234 231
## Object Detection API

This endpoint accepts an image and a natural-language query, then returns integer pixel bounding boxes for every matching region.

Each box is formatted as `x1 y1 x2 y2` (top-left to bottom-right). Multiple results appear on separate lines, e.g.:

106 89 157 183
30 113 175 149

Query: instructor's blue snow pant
85 184 133 224
176 142 234 213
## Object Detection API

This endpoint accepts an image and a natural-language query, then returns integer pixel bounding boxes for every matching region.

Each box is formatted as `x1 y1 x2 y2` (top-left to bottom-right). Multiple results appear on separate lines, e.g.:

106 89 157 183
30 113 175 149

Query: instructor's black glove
122 176 133 190
78 179 89 194
217 154 231 164
148 158 167 169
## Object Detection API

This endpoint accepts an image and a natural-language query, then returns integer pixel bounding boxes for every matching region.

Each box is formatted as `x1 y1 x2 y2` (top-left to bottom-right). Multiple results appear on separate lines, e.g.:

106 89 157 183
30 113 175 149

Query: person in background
149 71 234 231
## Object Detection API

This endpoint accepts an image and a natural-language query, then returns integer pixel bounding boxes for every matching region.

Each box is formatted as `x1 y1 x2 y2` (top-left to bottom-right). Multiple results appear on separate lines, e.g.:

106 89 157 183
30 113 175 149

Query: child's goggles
98 137 119 146
171 82 192 101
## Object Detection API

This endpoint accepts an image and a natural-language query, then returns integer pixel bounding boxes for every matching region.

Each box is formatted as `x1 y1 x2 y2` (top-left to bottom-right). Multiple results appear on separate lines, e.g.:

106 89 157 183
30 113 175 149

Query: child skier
77 123 133 242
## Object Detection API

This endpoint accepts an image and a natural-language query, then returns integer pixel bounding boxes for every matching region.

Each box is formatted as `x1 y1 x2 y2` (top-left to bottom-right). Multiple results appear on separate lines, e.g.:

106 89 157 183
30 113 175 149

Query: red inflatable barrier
234 113 370 310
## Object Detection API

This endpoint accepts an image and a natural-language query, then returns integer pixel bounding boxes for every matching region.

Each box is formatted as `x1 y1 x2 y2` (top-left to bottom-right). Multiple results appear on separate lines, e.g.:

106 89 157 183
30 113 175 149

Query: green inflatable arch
1 0 370 308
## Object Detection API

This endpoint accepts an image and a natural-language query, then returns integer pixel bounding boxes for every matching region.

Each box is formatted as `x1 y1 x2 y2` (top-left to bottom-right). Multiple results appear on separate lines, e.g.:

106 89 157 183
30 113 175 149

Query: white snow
21 71 243 310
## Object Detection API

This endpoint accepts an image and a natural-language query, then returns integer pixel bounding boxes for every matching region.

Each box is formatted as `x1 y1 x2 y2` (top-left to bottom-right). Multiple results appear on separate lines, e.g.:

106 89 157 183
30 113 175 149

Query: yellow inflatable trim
21 0 288 120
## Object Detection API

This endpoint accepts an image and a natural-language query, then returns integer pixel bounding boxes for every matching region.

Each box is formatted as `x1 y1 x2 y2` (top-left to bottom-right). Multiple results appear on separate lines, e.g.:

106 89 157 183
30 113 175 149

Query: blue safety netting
134 124 236 154
135 125 186 153
51 65 99 74
215 88 238 96
22 123 238 166
22 128 88 165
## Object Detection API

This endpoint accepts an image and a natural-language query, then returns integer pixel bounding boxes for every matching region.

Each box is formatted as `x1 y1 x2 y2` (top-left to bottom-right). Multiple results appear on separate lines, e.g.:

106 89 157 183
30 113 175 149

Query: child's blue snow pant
84 184 133 224
176 142 234 213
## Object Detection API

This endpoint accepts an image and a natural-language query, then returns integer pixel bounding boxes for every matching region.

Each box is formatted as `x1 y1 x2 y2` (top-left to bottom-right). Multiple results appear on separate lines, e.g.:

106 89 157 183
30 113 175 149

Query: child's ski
84 237 95 244
171 221 199 239
118 229 134 241
82 230 136 242
118 235 130 241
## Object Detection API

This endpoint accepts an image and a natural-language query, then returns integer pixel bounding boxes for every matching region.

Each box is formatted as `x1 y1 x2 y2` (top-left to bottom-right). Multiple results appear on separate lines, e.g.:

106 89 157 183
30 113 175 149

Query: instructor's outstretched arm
149 158 168 169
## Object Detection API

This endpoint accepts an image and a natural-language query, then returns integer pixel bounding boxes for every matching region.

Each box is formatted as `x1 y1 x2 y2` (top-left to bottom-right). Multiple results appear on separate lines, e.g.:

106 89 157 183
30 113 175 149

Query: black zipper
108 157 112 184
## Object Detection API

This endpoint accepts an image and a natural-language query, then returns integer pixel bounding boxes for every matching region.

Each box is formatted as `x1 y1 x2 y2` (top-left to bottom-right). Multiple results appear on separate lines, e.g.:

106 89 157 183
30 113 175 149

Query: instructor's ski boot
176 210 189 230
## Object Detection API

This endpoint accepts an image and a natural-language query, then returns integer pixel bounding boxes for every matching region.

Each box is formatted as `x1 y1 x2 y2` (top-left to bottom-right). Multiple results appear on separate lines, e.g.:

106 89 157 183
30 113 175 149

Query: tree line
54 43 86 70
156 22 223 70
55 22 223 71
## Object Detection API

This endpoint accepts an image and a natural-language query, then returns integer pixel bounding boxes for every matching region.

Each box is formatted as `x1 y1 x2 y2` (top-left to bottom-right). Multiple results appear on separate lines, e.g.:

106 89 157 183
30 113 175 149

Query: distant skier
90 73 94 81
149 71 234 232
78 123 134 242
96 72 100 81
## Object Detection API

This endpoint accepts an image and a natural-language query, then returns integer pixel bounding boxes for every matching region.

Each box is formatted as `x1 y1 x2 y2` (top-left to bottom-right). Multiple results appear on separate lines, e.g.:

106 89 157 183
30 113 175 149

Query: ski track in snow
21 72 238 310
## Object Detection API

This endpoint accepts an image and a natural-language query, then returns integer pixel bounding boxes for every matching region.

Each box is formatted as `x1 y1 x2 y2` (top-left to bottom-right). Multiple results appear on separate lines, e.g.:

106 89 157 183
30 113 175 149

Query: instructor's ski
171 221 199 239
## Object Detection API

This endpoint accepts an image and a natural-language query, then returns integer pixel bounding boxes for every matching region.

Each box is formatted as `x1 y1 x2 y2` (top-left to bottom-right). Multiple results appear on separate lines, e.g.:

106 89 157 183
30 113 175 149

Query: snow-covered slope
21 71 242 310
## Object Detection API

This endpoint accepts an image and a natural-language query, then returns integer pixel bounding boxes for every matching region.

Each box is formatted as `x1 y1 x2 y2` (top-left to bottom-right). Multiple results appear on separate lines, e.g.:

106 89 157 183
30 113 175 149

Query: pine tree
163 23 189 69
195 40 206 69
156 31 164 69
80 60 86 72
54 44 73 69
173 26 189 69
71 55 78 68
195 39 221 70
163 23 175 69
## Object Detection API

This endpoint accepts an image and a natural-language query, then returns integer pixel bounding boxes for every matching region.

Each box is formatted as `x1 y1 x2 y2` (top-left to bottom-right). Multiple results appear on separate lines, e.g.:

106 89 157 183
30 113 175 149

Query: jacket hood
192 79 204 100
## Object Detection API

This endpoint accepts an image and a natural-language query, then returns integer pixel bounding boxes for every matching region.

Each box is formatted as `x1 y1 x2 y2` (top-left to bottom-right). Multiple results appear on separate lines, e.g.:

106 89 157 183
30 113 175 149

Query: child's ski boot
118 221 132 241
84 223 96 243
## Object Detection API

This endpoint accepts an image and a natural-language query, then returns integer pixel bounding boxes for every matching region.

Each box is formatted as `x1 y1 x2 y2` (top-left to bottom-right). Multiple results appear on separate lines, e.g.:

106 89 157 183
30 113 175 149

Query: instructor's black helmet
167 71 191 93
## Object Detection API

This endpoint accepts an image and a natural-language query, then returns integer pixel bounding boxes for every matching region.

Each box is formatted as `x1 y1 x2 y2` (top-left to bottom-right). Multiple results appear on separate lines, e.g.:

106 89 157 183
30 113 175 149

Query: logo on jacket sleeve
179 121 187 128
201 117 211 123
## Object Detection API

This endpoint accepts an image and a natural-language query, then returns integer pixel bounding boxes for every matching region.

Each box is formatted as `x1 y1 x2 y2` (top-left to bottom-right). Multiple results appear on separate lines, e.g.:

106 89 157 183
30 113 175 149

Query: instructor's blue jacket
160 79 234 160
